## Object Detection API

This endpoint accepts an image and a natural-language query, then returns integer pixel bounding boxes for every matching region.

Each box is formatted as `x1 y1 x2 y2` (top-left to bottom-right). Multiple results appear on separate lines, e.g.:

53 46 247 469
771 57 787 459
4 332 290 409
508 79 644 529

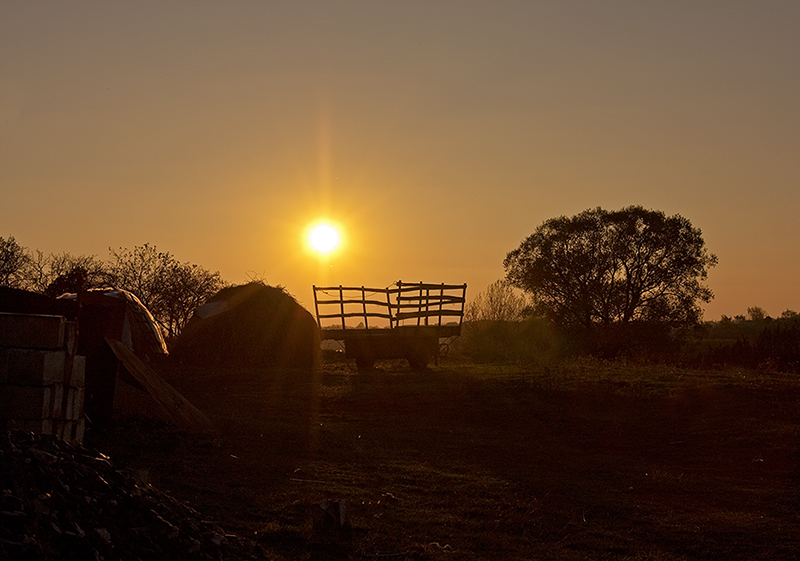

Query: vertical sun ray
317 88 332 215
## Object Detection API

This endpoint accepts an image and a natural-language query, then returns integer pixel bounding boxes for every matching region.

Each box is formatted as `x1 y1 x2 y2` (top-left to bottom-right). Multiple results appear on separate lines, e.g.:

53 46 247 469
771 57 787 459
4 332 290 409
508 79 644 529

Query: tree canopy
0 236 31 289
0 238 225 341
503 206 717 331
106 244 225 339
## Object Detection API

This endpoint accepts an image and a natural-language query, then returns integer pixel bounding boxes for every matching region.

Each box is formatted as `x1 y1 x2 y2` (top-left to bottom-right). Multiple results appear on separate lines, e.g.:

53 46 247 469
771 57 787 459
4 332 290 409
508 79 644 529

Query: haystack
172 283 320 369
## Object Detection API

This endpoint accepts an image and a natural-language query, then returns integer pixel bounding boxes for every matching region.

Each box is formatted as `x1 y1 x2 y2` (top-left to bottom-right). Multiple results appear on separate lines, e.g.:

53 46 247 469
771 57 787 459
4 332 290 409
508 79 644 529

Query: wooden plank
395 309 465 319
315 298 392 307
105 338 216 434
316 312 393 320
396 295 465 304
314 285 392 293
316 283 464 295
395 282 467 292
394 308 464 316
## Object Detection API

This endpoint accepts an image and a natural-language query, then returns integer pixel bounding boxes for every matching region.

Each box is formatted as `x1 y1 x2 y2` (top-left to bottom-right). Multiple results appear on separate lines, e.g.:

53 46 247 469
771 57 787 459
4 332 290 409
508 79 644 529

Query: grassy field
96 357 800 560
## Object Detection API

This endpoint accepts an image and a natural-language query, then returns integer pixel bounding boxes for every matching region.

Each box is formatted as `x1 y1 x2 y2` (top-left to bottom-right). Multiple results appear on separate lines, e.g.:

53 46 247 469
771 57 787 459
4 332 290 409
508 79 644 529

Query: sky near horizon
2 1 799 319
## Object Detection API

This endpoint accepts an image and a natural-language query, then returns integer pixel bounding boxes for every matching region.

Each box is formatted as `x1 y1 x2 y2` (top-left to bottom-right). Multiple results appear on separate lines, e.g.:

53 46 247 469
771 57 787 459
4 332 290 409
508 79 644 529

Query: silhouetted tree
746 306 768 322
23 250 110 295
157 261 227 339
43 266 90 298
106 244 170 310
0 236 31 288
106 244 225 339
465 279 528 322
504 206 717 341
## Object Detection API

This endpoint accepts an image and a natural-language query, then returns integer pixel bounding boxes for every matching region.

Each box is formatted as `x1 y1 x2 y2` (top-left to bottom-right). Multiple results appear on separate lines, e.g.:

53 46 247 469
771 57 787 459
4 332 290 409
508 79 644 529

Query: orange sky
2 2 799 320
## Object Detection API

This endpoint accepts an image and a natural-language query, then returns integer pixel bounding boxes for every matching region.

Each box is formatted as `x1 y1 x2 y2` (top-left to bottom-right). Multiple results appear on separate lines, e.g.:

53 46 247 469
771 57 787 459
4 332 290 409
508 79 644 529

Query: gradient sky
2 2 799 319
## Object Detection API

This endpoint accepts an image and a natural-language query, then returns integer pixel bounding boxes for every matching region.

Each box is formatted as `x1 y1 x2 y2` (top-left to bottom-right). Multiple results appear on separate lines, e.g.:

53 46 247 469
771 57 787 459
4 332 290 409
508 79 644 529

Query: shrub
452 317 564 365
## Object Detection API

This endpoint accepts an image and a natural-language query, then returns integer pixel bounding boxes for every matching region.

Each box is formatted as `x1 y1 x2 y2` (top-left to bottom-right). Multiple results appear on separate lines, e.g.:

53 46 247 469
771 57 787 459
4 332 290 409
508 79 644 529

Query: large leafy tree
504 206 717 331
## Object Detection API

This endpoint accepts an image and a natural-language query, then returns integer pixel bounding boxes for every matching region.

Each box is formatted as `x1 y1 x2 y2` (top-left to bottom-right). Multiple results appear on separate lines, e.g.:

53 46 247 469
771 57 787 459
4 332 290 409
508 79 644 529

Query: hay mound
172 283 319 369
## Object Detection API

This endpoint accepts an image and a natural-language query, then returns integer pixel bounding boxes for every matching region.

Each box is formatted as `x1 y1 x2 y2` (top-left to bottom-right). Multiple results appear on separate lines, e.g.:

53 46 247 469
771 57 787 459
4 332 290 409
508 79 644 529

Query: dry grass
95 357 800 560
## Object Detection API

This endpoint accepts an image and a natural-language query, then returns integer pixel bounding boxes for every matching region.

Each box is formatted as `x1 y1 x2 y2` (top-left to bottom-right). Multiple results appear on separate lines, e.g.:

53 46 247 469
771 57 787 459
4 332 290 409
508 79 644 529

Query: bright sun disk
307 223 340 255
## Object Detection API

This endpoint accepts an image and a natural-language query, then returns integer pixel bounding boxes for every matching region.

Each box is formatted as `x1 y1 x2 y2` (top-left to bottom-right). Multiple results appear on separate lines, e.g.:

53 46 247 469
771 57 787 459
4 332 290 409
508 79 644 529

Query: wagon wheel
355 353 375 371
406 353 429 371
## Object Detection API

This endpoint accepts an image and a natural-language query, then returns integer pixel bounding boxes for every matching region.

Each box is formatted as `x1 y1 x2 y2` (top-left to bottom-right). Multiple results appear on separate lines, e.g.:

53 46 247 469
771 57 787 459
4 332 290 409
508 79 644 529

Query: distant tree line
691 308 800 373
0 236 225 341
462 282 800 374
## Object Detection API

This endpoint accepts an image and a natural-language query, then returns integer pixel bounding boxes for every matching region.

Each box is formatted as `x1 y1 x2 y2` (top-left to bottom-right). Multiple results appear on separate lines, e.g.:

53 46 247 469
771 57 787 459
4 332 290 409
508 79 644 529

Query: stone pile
0 430 266 560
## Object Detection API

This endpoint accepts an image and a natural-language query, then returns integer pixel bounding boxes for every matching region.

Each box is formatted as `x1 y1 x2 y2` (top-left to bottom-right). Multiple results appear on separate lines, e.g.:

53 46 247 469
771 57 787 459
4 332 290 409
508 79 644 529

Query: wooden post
438 283 444 326
313 285 321 329
423 283 427 326
397 281 403 327
417 282 423 326
460 283 466 328
339 285 346 330
361 286 369 329
386 287 394 329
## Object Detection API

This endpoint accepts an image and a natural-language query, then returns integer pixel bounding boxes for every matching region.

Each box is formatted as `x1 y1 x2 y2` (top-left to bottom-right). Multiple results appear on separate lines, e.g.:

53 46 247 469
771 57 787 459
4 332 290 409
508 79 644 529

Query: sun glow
307 222 341 255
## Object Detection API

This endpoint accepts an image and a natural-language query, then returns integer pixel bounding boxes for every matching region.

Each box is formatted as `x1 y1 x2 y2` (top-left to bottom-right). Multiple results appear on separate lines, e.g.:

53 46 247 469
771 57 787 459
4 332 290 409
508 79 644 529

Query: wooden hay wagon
313 282 467 370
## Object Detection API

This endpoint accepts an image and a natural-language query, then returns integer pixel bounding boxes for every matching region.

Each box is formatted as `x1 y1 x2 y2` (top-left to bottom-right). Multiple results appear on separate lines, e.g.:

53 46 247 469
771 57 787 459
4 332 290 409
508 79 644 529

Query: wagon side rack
313 281 467 370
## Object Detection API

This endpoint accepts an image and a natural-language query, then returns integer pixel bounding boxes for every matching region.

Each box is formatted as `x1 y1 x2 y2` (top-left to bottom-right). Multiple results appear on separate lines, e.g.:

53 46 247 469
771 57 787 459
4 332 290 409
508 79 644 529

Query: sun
307 222 341 255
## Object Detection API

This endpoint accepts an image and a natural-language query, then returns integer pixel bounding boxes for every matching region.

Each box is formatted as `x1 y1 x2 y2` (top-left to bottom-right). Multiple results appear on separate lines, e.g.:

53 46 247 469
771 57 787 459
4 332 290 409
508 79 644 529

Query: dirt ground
95 358 800 560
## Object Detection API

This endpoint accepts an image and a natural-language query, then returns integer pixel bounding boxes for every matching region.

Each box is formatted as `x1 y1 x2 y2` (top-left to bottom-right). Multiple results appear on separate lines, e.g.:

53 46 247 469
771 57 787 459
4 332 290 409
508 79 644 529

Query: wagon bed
313 282 467 370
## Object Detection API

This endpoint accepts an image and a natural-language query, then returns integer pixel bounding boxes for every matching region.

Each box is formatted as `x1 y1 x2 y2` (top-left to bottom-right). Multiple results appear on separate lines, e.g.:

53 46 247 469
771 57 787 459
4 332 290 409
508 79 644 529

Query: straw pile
172 283 319 369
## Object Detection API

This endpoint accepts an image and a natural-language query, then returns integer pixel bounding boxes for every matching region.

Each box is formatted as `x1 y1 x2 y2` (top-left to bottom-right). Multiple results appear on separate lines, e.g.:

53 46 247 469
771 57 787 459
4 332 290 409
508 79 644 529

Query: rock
310 499 352 544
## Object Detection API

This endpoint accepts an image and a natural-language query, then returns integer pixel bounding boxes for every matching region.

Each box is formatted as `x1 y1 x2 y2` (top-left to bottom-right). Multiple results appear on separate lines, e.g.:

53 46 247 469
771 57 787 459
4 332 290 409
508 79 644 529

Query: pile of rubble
0 430 266 560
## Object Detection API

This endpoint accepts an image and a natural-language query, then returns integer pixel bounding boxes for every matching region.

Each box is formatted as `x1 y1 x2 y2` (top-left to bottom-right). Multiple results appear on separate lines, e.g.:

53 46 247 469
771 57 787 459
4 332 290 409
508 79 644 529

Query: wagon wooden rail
313 282 467 370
